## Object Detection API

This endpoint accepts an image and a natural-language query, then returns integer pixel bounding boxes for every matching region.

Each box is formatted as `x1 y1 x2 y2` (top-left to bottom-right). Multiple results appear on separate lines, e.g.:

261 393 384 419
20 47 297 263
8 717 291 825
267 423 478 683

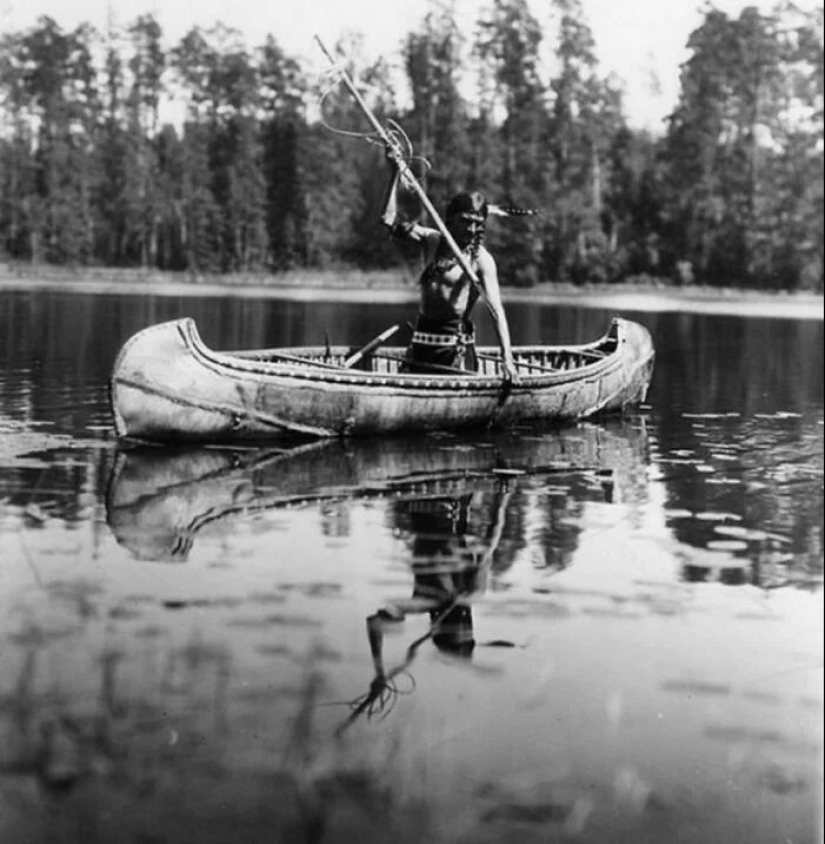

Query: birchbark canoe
110 316 654 442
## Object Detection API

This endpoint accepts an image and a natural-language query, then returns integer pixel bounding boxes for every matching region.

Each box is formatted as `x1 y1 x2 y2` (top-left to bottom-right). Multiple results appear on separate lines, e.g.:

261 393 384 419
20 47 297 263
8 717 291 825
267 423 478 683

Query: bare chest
420 259 475 313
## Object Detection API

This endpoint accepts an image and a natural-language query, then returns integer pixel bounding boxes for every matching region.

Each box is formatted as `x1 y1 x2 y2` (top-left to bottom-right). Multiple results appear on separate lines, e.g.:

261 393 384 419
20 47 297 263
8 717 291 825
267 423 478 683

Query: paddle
343 323 401 368
231 324 400 371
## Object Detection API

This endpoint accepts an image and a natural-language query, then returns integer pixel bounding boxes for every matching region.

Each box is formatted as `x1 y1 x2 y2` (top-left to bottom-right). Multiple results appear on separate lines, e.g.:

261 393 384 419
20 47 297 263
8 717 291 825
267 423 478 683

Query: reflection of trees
0 447 115 528
659 413 823 587
518 464 632 574
650 313 824 586
651 314 823 420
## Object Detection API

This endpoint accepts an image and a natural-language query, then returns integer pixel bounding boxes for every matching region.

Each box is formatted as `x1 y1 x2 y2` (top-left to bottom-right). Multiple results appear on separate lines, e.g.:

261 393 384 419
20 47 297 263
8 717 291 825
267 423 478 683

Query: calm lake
0 287 822 843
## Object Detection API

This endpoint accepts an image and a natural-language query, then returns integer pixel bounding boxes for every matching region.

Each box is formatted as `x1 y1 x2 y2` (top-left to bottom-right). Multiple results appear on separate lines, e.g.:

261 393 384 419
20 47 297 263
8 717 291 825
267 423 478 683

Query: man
380 148 518 382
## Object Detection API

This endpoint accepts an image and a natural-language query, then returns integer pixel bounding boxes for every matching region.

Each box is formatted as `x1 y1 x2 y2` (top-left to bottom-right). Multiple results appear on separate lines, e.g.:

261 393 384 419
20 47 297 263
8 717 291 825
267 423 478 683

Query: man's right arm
379 152 438 246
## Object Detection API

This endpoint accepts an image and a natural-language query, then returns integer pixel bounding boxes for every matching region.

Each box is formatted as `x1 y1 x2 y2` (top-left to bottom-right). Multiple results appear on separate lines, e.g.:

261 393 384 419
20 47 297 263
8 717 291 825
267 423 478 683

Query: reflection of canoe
110 317 654 442
106 422 648 561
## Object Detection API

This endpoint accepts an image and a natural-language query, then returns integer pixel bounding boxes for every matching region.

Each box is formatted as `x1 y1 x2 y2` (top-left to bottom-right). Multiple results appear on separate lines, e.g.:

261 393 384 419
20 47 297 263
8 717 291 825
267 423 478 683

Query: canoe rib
111 316 654 442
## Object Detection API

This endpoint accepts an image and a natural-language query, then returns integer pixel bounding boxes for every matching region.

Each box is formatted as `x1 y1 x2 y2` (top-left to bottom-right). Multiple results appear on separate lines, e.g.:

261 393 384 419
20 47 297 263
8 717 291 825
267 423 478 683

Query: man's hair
446 191 488 221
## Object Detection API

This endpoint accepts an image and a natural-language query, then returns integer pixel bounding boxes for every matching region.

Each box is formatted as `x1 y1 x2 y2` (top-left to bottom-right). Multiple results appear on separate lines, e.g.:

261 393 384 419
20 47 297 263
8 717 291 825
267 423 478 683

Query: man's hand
386 144 416 190
502 356 519 384
385 143 404 168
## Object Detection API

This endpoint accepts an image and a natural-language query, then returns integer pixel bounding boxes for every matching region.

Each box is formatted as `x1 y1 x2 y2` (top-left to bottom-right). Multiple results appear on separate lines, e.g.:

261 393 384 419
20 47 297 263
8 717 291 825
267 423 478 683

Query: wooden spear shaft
314 35 488 305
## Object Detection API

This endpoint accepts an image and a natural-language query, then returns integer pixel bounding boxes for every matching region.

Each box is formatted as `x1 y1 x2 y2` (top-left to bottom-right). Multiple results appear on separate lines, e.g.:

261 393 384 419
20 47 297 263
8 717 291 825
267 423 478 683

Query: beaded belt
411 331 474 347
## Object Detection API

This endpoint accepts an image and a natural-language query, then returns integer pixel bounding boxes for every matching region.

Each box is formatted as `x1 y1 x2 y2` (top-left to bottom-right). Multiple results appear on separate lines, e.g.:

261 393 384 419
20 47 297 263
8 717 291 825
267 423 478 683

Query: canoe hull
111 317 654 442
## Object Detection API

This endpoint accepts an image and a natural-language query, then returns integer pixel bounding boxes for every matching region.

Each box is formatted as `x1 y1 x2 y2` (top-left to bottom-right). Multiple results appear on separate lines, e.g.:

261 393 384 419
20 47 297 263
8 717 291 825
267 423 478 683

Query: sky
0 0 819 132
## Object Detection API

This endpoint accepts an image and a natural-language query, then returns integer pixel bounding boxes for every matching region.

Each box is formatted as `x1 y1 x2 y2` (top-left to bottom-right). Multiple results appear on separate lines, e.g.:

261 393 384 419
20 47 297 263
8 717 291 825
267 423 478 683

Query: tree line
0 0 821 290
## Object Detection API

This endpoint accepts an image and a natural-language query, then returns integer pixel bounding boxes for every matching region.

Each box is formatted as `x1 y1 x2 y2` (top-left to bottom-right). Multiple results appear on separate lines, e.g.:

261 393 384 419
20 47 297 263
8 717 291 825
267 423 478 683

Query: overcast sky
1 0 818 132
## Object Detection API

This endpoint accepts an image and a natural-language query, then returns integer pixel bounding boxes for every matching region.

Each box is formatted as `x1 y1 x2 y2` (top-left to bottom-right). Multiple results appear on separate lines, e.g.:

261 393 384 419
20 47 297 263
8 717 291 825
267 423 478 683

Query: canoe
110 316 654 442
106 421 649 561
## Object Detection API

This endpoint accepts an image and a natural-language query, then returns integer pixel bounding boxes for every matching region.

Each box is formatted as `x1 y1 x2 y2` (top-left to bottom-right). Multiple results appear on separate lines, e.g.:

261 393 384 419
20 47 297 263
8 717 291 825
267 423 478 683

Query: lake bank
2 264 822 320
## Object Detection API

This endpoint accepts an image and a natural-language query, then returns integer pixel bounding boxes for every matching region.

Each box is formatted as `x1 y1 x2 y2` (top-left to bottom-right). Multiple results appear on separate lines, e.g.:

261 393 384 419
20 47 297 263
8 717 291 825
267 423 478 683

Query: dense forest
0 0 822 290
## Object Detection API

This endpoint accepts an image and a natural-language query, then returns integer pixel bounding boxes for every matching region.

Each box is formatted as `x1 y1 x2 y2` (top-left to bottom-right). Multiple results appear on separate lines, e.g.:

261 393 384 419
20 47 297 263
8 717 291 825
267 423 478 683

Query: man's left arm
478 251 518 383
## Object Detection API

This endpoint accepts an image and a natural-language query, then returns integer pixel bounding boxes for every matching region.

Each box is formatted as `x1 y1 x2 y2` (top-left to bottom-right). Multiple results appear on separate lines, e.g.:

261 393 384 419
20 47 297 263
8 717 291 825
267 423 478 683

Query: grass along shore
1 263 822 319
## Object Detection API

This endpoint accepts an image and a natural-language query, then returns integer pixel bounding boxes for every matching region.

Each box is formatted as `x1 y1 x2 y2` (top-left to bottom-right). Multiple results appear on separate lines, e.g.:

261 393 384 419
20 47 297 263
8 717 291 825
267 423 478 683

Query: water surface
0 288 822 843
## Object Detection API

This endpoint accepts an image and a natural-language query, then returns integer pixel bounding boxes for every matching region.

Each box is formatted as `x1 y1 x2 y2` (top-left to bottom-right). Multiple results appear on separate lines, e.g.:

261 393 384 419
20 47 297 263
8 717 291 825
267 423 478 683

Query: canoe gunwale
187 318 626 391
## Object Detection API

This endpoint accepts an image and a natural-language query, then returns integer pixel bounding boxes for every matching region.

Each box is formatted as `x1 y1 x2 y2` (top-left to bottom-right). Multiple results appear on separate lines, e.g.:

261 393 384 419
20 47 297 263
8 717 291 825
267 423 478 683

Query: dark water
0 288 822 843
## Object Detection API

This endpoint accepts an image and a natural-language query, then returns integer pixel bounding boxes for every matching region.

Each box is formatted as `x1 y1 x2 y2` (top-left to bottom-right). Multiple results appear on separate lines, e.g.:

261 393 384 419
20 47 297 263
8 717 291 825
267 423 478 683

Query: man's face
449 212 486 248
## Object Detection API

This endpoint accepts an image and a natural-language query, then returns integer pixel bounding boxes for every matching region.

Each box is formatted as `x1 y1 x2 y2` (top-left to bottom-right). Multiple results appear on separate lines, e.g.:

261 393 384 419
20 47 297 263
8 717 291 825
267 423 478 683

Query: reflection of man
401 493 488 658
339 485 512 731
336 486 512 733
396 486 513 626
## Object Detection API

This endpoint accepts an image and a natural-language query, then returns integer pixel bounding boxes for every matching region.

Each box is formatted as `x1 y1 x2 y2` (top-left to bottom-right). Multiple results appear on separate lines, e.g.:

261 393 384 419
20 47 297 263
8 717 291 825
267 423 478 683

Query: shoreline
1 266 822 320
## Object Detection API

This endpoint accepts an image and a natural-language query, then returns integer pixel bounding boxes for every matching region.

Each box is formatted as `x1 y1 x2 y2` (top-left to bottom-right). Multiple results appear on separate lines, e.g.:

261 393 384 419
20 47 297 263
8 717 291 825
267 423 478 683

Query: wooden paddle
343 324 401 368
231 324 400 371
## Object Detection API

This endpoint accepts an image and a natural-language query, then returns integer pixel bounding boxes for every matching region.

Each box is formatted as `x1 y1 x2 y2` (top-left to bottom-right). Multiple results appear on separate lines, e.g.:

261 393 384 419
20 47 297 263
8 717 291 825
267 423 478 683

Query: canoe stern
111 319 328 441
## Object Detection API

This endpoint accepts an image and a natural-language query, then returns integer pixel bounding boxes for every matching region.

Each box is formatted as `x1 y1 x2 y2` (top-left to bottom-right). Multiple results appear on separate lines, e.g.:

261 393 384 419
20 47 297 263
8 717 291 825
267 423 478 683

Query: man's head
446 191 487 250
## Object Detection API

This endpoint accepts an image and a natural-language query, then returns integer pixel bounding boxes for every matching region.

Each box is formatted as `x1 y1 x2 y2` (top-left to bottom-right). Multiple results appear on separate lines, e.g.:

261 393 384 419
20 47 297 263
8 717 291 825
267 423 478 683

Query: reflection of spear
334 599 460 736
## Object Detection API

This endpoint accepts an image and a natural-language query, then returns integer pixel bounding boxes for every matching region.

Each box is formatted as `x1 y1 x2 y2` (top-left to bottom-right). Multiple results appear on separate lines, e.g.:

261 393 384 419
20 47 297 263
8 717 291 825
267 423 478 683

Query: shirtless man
380 149 518 382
